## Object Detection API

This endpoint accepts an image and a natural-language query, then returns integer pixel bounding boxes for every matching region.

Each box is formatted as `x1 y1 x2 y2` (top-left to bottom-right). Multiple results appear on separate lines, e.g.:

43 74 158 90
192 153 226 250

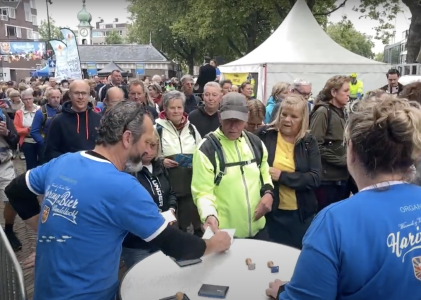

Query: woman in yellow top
257 94 322 249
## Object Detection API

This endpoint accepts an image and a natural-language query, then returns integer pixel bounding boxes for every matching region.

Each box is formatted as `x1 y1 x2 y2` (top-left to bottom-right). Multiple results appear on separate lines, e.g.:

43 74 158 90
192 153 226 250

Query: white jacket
155 118 202 157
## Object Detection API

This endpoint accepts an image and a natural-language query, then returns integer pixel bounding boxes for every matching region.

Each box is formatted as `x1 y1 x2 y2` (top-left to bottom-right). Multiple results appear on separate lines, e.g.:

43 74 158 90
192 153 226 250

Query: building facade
383 29 421 76
0 0 41 81
91 19 128 45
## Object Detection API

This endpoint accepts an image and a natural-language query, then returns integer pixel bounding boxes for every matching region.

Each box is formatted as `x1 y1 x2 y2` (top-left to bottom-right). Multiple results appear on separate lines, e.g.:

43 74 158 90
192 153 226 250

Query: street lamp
46 0 53 41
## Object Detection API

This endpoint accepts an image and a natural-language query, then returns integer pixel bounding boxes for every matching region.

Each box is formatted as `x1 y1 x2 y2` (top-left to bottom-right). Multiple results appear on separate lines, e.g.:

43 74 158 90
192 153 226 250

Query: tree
38 17 63 40
374 52 384 62
105 30 124 44
127 0 338 72
326 16 375 59
355 0 421 63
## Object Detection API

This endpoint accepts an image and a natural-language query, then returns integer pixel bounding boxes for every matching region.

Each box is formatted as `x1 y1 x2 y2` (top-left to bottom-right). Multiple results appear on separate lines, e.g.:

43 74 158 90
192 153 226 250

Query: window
32 15 37 25
99 24 106 29
24 2 31 22
118 30 123 35
26 29 33 39
6 25 20 38
8 7 15 18
32 31 39 40
30 0 36 8
1 8 8 21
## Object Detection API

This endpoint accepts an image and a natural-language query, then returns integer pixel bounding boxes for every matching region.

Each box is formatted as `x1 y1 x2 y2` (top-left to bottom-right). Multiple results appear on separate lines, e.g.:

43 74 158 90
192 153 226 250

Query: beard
124 153 144 173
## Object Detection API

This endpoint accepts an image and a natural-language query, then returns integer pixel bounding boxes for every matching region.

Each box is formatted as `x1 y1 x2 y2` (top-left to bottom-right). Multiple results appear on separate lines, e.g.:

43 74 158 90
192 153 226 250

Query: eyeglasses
72 91 88 97
294 89 312 100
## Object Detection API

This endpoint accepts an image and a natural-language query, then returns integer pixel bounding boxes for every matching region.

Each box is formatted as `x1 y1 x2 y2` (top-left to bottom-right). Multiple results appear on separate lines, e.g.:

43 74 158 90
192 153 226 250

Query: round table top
120 239 301 300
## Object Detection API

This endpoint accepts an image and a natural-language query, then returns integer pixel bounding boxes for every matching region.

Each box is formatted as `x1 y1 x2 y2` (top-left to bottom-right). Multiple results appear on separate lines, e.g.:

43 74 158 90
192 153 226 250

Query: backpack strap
156 123 163 145
243 130 264 185
205 132 226 186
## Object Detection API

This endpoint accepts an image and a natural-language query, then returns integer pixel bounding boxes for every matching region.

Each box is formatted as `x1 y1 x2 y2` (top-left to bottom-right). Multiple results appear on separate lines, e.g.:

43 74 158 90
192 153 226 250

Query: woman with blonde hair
257 94 321 249
265 82 291 123
268 95 421 300
310 75 352 211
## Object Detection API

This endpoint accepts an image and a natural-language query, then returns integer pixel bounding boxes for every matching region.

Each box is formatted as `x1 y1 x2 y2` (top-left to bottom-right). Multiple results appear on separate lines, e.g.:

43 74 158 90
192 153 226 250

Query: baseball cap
220 92 248 122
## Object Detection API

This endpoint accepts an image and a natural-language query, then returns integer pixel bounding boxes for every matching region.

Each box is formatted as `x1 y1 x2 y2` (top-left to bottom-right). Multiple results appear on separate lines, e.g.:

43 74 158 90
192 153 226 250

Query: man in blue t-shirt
5 101 231 300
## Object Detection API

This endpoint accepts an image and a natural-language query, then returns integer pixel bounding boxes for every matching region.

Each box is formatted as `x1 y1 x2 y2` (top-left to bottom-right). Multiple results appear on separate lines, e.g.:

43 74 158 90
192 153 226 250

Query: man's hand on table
266 279 288 299
205 230 231 254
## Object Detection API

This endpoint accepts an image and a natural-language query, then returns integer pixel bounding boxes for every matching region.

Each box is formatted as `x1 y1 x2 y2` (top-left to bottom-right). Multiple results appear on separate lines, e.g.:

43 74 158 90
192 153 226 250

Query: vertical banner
60 28 83 80
136 63 145 76
87 62 97 76
49 39 70 80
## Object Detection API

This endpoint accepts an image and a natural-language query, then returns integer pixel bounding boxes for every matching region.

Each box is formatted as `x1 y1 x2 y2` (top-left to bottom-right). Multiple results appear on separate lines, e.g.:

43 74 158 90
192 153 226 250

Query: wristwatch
277 282 289 298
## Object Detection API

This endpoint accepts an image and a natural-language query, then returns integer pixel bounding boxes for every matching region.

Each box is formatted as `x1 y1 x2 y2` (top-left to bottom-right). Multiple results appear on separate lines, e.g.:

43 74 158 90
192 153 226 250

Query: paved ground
0 159 127 300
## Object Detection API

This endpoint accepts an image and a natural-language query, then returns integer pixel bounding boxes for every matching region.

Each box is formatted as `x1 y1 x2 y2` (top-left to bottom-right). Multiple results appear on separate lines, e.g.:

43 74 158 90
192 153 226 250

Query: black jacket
123 158 177 249
43 101 101 163
257 127 322 221
196 64 216 94
2 112 18 150
184 94 199 114
188 107 220 137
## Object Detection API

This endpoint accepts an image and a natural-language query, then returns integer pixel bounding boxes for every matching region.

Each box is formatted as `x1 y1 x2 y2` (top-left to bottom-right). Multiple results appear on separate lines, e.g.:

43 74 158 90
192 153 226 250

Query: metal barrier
0 228 27 300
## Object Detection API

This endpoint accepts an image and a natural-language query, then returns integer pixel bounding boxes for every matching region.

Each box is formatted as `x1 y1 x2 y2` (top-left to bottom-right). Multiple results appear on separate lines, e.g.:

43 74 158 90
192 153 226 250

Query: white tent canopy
219 0 390 100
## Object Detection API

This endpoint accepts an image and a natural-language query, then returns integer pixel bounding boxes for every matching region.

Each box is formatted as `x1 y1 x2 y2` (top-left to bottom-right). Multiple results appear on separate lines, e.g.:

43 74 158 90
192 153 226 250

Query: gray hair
96 101 148 146
20 88 34 98
162 90 186 110
152 75 161 82
181 74 193 85
292 78 311 90
204 81 221 92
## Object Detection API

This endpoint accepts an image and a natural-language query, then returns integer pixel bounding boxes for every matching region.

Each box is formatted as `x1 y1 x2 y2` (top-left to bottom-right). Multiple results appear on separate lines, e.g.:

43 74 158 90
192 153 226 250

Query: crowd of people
1 66 421 299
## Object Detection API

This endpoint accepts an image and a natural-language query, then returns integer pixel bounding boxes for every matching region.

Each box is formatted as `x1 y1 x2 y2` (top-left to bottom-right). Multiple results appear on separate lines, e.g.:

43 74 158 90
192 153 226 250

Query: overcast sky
35 0 411 53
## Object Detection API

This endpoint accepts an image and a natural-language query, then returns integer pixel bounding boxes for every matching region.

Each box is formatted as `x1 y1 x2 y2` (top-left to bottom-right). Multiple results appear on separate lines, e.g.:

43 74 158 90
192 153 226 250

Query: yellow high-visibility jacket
191 128 273 238
349 80 364 98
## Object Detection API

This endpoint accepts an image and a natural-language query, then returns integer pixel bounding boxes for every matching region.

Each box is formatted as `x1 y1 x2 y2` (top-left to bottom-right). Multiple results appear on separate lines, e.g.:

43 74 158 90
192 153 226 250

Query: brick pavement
0 159 127 300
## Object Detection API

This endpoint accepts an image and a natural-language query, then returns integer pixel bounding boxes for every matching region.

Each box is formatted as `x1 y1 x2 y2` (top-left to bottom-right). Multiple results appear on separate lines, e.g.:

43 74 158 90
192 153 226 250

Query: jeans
121 247 157 270
22 142 39 170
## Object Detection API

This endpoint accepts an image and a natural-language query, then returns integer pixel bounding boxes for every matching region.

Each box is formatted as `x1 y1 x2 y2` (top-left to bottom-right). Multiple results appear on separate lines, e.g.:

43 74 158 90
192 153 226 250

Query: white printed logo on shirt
44 183 79 225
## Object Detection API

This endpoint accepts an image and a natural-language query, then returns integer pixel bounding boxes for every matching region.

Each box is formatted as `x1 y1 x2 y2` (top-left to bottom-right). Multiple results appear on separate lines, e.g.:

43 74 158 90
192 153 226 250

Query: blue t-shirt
280 183 421 300
27 151 167 300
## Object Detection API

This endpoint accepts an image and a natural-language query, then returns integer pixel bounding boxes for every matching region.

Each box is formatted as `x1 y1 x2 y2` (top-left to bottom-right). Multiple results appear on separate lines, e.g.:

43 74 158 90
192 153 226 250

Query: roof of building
77 44 170 63
77 1 92 26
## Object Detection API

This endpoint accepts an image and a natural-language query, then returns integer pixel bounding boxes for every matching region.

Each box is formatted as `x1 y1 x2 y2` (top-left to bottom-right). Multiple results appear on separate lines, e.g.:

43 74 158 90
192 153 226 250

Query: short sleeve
25 162 52 195
114 182 167 242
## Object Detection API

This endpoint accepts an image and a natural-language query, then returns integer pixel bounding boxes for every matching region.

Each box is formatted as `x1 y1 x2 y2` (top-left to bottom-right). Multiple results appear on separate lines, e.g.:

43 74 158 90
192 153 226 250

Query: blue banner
87 62 97 76
60 28 83 80
0 42 45 57
136 63 145 75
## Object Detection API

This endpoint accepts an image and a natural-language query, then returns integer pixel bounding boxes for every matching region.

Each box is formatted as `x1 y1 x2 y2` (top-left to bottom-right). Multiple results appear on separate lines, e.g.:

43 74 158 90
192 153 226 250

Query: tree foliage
354 0 421 63
127 0 340 73
105 30 124 44
326 16 375 59
374 52 384 62
38 17 63 40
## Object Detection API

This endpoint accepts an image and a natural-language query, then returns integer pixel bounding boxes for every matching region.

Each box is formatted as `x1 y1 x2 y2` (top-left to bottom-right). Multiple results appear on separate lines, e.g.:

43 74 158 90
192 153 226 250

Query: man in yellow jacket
191 92 274 239
349 73 364 99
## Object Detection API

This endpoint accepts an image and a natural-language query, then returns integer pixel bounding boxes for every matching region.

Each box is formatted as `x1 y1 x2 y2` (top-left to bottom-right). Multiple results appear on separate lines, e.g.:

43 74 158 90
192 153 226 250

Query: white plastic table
119 239 301 300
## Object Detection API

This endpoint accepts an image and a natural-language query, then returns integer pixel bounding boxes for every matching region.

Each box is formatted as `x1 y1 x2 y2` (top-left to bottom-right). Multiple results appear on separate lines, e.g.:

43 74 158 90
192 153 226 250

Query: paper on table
161 210 176 223
202 227 235 244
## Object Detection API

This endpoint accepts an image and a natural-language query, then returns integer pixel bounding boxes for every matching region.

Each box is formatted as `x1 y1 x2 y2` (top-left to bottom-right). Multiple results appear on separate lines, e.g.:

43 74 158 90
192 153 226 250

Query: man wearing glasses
43 80 101 162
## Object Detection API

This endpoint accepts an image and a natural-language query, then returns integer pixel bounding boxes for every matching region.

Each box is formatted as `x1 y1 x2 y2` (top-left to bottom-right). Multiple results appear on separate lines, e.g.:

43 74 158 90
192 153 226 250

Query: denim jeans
121 247 157 270
22 142 39 170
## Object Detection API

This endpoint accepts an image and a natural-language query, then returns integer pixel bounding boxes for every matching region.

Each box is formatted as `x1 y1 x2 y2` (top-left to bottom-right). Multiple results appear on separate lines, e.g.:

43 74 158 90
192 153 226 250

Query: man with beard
4 101 231 300
43 80 101 162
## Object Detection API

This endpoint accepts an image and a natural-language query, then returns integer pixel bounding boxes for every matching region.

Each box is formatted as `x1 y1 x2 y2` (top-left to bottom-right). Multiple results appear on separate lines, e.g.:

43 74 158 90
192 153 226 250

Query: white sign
0 68 11 82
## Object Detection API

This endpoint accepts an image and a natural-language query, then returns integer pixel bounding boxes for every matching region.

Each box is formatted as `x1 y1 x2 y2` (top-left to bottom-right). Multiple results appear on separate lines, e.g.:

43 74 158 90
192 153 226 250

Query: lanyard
360 181 405 192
